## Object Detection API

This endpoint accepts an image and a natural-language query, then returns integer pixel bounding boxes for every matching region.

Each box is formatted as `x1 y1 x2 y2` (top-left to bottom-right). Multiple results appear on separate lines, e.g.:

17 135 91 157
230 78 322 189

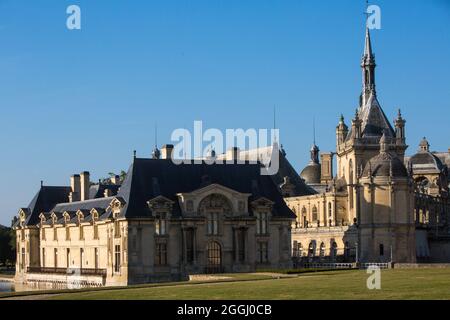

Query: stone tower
358 132 416 263
335 27 408 225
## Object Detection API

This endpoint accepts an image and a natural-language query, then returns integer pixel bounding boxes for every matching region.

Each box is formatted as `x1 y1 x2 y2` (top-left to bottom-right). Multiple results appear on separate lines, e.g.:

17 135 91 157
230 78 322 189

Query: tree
0 225 15 267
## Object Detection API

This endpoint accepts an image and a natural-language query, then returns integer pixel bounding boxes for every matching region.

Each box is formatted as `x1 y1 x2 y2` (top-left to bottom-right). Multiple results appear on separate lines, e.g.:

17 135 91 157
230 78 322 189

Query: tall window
114 245 121 272
312 206 318 222
156 213 167 236
94 224 99 240
155 243 167 266
79 225 84 241
21 248 26 271
256 212 268 235
328 202 332 218
257 242 268 263
185 229 195 264
319 243 325 258
80 248 84 270
235 229 246 262
207 213 219 235
42 248 46 268
94 248 99 270
65 226 70 241
379 244 384 257
66 248 70 268
54 248 58 268
41 228 46 241
349 160 354 209
293 241 298 257
53 227 57 241
114 220 121 238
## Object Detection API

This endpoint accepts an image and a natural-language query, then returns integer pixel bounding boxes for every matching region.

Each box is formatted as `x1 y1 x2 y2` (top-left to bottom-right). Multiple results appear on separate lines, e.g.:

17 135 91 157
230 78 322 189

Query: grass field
30 268 450 300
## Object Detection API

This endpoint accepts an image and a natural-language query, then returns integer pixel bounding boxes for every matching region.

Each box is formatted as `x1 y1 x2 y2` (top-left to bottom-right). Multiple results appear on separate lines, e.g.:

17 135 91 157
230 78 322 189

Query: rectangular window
207 213 219 235
41 228 46 241
379 244 384 257
186 229 195 264
79 225 84 241
66 249 70 268
80 248 84 270
95 248 99 270
238 229 246 262
257 242 268 263
156 214 167 236
53 227 57 241
114 245 121 273
65 227 70 241
155 243 167 266
42 248 46 268
94 224 99 240
54 248 58 268
21 248 26 271
114 221 121 238
256 213 268 235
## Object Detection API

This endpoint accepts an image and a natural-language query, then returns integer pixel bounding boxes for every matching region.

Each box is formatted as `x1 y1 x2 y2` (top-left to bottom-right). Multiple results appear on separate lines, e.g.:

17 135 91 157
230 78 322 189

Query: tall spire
361 4 377 108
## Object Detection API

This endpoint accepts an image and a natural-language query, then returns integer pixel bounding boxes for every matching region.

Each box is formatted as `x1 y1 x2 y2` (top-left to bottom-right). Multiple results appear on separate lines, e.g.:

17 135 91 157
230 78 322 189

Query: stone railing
27 267 107 277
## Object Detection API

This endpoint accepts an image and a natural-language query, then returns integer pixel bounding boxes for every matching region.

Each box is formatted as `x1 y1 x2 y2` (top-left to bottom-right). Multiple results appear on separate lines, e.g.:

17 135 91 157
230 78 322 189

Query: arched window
298 243 303 257
207 241 222 273
308 242 316 257
319 243 325 258
331 242 338 260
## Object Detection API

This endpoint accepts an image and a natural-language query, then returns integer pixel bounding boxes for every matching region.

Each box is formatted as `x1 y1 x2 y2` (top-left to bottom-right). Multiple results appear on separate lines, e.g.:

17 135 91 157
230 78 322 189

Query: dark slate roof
359 96 396 138
363 152 408 178
117 158 296 219
275 151 317 196
300 163 321 185
89 184 121 200
21 186 72 227
409 151 445 173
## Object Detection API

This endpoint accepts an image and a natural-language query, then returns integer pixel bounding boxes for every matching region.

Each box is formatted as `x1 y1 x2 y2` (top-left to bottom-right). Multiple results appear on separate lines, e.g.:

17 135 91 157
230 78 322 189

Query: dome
363 152 408 178
300 163 321 184
410 138 444 174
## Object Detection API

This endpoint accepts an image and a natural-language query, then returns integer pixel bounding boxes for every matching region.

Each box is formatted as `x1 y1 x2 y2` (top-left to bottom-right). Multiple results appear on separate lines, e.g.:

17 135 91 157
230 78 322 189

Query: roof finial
40 180 44 188
133 150 137 159
313 116 316 145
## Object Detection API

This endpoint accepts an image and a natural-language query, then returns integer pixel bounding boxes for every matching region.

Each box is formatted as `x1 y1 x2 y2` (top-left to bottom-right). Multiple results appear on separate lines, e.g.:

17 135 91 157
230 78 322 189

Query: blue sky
0 0 449 225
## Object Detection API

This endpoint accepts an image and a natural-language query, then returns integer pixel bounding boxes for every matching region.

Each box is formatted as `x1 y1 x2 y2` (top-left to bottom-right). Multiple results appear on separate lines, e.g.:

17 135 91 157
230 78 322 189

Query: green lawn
43 269 450 300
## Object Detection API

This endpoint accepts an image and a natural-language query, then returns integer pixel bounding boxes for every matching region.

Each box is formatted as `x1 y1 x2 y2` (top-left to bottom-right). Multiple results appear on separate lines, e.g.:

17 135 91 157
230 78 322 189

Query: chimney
80 171 90 201
111 175 121 185
161 144 174 160
104 188 112 198
226 147 240 162
69 174 81 202
320 153 334 185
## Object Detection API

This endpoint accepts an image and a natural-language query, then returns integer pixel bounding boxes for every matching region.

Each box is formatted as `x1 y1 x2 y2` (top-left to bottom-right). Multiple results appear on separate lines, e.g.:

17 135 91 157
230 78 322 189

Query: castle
288 28 450 265
13 26 450 289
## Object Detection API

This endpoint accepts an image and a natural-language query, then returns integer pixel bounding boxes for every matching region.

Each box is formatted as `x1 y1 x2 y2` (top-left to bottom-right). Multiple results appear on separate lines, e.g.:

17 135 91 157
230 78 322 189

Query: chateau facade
14 146 297 287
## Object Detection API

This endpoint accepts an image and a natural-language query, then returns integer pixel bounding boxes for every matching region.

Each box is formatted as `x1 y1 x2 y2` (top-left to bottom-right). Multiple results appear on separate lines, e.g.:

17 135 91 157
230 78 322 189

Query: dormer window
155 213 167 236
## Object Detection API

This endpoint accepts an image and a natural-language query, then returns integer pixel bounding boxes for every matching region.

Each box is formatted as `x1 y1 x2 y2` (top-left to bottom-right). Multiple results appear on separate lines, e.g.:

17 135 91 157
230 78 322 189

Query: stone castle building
13 26 450 288
14 145 300 287
289 28 450 265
